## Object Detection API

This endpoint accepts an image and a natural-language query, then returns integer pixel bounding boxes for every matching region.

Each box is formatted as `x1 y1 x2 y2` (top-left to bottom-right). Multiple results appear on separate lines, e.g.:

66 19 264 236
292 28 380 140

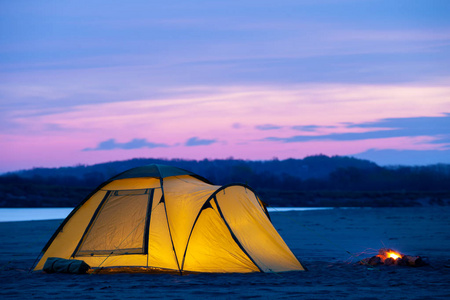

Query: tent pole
159 177 183 275
28 251 43 273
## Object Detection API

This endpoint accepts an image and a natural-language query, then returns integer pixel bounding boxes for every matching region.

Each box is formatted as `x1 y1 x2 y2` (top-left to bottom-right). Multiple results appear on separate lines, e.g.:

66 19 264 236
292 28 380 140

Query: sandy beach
0 207 449 299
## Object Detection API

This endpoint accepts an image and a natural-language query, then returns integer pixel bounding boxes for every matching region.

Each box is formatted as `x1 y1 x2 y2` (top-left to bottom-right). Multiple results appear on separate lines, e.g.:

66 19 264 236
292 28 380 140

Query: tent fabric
110 164 212 184
34 164 304 273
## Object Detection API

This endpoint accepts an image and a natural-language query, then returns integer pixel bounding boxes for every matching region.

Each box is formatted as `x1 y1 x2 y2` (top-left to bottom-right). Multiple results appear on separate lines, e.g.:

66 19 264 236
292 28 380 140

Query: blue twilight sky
1 0 450 173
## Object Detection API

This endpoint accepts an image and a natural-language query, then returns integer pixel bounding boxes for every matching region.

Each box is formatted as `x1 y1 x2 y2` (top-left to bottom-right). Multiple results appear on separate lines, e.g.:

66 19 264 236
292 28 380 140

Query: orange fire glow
377 248 403 262
387 251 401 260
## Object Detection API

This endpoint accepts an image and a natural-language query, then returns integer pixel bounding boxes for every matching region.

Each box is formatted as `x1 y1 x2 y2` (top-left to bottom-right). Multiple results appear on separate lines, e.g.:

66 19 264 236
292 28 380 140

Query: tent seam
212 195 264 273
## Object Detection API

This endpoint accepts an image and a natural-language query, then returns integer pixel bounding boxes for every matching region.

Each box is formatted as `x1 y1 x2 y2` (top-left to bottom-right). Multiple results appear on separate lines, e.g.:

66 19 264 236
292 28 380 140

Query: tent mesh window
76 189 151 256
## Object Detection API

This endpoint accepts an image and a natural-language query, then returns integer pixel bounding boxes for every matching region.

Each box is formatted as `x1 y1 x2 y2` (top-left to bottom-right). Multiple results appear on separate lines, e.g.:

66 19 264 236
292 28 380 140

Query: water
267 207 333 212
0 208 74 222
0 207 333 222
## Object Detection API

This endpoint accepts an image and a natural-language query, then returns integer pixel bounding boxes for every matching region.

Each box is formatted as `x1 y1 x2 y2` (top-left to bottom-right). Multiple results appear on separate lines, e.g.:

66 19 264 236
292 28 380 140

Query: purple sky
1 1 450 173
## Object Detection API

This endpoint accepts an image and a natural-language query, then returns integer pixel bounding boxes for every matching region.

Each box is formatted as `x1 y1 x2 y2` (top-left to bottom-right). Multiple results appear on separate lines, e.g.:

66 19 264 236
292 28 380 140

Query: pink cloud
1 81 450 172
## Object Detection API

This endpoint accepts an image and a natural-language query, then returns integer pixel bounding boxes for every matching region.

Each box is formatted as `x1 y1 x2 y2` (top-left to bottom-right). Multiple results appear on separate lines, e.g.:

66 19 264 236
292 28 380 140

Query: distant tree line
1 155 449 207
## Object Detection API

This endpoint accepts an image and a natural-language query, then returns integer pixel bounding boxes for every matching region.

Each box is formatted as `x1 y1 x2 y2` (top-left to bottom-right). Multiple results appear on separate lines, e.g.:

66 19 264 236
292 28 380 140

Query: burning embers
359 248 427 267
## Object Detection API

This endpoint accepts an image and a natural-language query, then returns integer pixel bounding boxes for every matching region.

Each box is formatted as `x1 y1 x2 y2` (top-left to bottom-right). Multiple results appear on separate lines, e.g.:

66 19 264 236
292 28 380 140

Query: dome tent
34 164 304 273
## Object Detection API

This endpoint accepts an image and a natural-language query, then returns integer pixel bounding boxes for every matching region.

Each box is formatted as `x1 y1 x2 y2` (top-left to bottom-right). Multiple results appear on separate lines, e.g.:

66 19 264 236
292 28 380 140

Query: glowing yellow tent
34 164 304 273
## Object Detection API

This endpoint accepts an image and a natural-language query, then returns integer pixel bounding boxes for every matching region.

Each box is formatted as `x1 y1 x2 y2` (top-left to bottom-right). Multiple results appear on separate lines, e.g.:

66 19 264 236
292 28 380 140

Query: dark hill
10 155 378 185
1 155 449 207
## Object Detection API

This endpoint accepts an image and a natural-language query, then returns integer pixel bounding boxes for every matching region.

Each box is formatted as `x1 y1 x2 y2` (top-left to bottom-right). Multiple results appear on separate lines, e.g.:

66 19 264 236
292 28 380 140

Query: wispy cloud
264 114 450 145
331 29 450 43
255 124 283 131
348 114 450 144
2 80 450 172
83 138 170 151
291 125 336 132
185 137 217 147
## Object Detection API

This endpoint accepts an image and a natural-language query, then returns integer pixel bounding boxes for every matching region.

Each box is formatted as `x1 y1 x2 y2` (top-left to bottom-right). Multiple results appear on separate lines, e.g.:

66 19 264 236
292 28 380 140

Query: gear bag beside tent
34 164 304 273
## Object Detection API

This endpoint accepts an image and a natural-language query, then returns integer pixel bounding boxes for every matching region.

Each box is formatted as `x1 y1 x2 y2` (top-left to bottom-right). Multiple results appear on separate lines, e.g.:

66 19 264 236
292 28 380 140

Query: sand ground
0 207 449 299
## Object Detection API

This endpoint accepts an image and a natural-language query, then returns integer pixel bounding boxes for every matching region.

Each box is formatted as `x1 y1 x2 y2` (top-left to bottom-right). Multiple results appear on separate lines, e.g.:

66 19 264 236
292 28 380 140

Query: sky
1 0 450 173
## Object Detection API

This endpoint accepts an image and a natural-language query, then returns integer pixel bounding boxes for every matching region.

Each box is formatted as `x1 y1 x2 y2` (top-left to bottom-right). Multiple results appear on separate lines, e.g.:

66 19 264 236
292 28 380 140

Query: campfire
359 248 427 267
